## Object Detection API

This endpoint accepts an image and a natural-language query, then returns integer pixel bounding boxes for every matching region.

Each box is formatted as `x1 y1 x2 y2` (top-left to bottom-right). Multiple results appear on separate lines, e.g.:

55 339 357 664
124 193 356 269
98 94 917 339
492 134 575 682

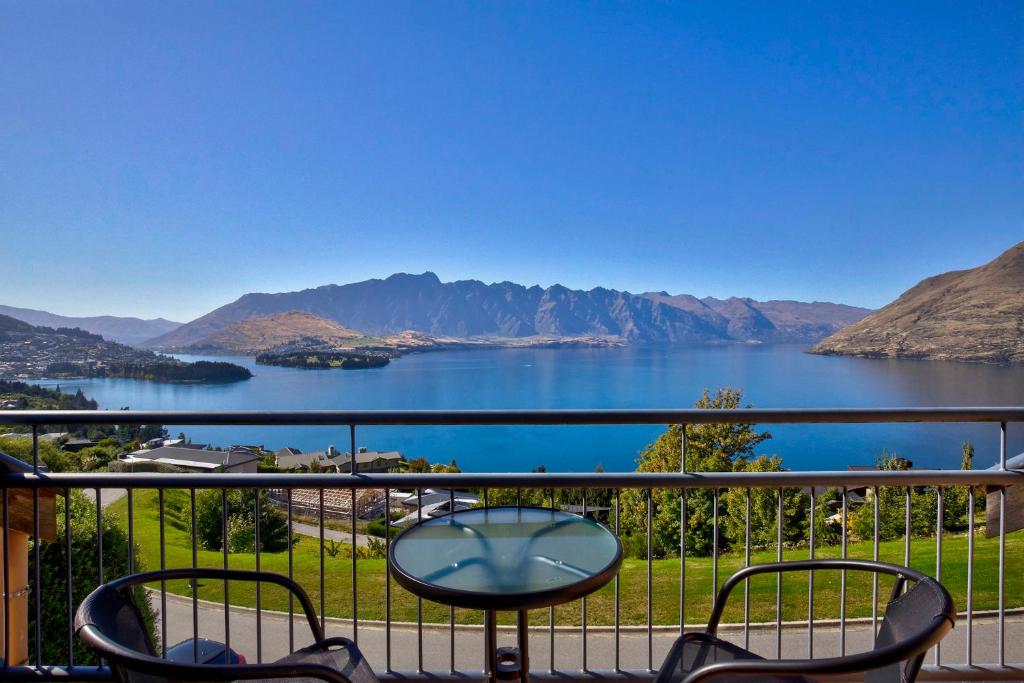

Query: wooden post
0 457 57 666
0 528 29 665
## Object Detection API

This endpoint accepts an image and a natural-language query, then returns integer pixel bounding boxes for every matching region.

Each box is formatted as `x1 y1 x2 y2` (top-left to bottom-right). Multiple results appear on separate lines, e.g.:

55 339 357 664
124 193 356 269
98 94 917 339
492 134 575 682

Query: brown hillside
811 242 1024 363
194 311 363 354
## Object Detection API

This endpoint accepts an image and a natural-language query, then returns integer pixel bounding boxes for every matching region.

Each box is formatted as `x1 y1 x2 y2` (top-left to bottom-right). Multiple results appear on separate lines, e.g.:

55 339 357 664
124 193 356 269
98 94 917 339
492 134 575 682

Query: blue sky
1 2 1021 322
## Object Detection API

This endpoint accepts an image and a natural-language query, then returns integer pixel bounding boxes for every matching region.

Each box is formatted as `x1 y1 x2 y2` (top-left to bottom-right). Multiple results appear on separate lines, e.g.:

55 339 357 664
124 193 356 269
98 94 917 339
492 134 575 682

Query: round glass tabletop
389 506 622 610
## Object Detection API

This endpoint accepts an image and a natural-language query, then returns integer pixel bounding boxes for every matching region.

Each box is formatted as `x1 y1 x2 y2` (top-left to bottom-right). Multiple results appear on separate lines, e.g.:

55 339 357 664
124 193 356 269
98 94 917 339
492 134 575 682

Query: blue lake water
33 345 1024 472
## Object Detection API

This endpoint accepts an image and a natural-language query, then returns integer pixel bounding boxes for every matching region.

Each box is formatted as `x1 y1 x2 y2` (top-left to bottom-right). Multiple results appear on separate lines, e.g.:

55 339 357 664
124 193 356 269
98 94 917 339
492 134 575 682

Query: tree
194 489 292 553
938 441 976 532
29 490 156 664
721 455 813 551
620 388 772 557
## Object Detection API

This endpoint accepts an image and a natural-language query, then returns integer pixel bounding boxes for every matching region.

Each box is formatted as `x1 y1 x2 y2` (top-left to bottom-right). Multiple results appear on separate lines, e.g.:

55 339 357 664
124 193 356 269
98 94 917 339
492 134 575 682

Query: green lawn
107 490 1022 627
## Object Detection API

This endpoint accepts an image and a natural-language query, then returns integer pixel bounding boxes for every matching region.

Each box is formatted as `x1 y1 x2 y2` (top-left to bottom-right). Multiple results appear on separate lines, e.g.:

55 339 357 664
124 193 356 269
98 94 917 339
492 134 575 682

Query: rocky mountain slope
0 304 180 345
146 272 871 349
811 241 1024 363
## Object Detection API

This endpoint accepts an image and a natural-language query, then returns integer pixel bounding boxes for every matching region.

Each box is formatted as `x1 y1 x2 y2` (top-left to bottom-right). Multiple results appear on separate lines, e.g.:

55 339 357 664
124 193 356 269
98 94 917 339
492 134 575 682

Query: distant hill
146 272 871 349
811 241 1024 363
185 311 363 354
643 293 868 343
0 304 180 345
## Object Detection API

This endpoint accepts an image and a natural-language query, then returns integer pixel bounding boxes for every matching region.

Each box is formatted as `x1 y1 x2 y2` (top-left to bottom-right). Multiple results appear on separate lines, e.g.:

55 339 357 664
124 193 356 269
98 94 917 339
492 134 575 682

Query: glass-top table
389 506 622 682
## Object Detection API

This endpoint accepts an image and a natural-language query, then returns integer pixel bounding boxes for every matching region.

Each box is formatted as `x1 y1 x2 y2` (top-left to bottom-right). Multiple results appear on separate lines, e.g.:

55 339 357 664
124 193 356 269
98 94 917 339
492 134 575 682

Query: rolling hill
183 311 364 354
0 304 180 345
811 241 1024 363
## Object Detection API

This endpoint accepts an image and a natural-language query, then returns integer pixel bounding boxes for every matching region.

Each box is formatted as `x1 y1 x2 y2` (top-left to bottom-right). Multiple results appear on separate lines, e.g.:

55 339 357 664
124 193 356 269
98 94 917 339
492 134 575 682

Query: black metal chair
654 559 955 683
75 568 378 683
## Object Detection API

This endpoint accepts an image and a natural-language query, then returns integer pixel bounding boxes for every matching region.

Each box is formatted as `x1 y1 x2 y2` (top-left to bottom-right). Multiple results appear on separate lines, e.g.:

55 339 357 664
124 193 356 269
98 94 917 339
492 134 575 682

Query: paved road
157 592 1021 676
82 487 127 508
289 521 374 548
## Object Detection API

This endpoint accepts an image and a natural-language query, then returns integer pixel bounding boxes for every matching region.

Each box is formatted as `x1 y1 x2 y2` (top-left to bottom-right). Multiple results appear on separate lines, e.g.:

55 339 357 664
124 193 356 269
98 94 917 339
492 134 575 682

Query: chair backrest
75 583 163 683
867 577 954 683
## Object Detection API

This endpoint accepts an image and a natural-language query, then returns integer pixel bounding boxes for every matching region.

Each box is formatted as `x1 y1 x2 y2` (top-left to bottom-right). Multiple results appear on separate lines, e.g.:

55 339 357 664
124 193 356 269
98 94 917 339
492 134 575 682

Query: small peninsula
0 314 251 382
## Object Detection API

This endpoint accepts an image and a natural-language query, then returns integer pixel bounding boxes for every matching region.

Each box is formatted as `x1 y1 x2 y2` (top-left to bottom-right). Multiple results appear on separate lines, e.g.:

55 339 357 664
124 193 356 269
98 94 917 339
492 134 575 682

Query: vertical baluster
935 486 943 665
872 486 879 647
255 488 262 663
97 489 104 581
904 487 911 567
319 489 325 632
998 421 1006 666
744 488 751 650
807 489 815 659
646 489 653 672
3 488 10 669
64 488 72 667
95 488 104 669
549 489 556 675
127 490 135 575
350 424 358 649
966 486 974 665
417 487 423 673
351 485 358 647
221 489 230 658
614 488 621 674
679 426 687 639
385 486 392 673
31 428 40 668
776 488 783 659
157 489 165 658
191 489 198 663
450 489 455 674
287 488 294 653
712 488 719 610
581 491 587 672
840 488 847 656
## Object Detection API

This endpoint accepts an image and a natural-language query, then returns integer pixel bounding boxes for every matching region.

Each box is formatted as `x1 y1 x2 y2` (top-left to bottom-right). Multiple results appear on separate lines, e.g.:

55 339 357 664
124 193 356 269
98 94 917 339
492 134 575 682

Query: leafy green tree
29 490 156 664
620 388 772 557
194 490 292 553
721 455 812 550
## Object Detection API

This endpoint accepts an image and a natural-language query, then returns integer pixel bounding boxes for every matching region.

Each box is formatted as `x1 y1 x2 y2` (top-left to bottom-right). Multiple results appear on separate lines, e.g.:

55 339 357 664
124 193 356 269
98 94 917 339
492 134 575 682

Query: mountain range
812 241 1024 364
0 304 181 345
145 273 871 349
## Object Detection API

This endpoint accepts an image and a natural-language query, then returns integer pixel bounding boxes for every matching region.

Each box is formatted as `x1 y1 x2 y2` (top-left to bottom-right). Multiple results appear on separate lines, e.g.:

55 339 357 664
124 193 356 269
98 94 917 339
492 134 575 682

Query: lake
34 345 1024 472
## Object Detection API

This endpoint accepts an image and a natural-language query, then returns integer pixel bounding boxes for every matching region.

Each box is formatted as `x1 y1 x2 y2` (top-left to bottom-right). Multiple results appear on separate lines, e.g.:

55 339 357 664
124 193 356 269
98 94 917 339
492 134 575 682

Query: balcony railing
1 408 1022 682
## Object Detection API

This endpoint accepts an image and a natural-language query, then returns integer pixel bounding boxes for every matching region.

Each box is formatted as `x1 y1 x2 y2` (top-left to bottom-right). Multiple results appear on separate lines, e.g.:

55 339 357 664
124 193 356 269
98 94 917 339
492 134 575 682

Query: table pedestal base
484 610 530 683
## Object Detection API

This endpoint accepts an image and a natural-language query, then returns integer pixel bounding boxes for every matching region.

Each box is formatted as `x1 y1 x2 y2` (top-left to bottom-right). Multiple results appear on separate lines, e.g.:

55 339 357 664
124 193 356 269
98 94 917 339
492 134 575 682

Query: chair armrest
683 611 953 683
706 559 927 635
90 567 326 641
81 625 354 683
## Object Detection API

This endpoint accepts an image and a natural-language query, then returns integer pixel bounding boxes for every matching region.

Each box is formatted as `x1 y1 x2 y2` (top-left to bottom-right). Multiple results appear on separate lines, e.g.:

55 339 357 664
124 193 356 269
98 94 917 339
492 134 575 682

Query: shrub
29 490 156 664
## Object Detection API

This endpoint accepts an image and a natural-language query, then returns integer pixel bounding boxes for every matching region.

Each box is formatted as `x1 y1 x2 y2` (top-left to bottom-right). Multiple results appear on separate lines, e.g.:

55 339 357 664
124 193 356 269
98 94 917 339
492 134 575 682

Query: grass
107 489 1022 627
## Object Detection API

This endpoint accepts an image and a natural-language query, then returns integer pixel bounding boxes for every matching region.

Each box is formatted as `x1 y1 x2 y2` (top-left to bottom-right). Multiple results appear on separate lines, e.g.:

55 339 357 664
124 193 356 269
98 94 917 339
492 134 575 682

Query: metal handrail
4 469 1023 489
2 406 1024 425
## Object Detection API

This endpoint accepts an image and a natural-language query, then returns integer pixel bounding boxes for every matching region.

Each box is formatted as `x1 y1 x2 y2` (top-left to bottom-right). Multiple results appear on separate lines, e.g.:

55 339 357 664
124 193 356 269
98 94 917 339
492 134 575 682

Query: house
328 447 403 473
986 452 1024 537
62 438 99 452
274 446 335 471
393 489 480 526
120 446 261 473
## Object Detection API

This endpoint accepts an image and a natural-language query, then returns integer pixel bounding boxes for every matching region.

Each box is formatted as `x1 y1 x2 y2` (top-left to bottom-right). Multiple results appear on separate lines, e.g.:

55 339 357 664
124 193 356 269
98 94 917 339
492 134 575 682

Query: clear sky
1 2 1021 322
